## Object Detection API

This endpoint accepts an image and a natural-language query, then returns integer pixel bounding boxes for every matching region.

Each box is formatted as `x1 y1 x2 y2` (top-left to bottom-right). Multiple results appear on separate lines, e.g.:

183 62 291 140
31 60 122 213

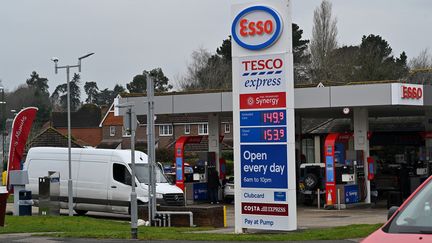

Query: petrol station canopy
117 82 431 117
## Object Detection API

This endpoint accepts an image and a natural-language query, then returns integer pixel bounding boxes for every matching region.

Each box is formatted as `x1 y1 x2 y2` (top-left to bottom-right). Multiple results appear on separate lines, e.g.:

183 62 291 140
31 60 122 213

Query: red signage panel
241 202 288 216
240 92 286 109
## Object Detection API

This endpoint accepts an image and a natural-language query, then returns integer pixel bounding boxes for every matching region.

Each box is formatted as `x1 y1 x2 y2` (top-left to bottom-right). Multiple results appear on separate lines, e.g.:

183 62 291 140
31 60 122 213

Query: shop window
198 123 208 135
224 123 231 134
159 124 173 136
184 124 191 134
110 126 116 137
113 163 132 186
301 138 315 163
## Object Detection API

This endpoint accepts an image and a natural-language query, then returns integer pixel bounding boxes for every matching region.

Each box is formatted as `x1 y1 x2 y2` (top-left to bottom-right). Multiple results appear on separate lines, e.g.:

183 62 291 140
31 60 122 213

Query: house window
184 124 191 134
224 123 231 134
159 124 173 136
198 123 208 135
122 126 131 137
110 126 116 137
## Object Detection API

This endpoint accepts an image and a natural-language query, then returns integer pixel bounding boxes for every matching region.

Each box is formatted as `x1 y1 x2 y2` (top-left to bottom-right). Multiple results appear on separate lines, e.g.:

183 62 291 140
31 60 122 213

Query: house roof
52 105 102 128
26 127 84 150
55 127 102 147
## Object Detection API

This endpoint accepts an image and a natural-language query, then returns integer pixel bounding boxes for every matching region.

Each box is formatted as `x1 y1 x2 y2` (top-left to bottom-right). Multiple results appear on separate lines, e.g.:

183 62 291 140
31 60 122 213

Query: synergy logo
232 6 283 50
240 92 286 109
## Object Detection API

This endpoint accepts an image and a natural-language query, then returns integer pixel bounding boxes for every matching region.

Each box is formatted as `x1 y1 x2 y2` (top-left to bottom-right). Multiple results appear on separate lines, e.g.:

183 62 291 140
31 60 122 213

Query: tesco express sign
232 6 283 50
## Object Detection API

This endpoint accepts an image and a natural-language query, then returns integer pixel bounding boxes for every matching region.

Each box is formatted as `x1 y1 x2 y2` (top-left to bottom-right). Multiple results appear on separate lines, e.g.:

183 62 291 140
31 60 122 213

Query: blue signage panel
176 157 183 181
240 127 287 143
325 156 334 183
274 191 286 201
344 185 359 204
240 110 287 127
193 182 208 201
334 143 345 164
241 144 287 188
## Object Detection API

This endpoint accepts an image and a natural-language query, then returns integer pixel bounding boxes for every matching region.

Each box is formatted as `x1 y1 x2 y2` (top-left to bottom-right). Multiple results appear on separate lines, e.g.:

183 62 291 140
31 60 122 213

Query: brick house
51 105 103 147
98 101 233 152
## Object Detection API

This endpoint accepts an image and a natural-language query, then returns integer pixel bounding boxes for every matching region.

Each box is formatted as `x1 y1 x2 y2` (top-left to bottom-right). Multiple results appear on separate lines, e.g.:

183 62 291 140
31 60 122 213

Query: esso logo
232 6 283 50
401 85 423 99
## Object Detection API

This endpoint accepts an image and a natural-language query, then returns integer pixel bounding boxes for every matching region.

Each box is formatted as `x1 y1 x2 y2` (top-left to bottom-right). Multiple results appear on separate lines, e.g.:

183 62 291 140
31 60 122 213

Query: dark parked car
298 163 325 206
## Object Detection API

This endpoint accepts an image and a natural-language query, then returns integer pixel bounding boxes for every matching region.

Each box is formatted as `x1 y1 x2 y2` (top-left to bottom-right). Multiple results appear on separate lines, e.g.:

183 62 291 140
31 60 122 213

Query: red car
362 176 432 242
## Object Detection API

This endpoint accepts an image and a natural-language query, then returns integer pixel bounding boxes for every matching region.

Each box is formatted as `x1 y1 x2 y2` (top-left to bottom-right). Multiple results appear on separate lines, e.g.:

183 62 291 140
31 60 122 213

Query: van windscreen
131 164 169 184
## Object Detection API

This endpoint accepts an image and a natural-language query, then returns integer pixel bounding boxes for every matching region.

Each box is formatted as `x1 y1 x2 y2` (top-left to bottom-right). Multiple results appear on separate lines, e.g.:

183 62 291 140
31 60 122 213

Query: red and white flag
6 107 38 188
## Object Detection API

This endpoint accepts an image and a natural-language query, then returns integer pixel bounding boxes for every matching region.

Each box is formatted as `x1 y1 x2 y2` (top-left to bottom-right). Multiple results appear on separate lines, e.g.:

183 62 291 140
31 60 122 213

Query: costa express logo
401 85 422 99
232 6 283 50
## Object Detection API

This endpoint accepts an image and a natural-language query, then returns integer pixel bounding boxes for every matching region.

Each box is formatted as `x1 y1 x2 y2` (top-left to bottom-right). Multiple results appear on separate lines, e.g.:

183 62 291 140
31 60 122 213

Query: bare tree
310 0 338 82
178 48 211 90
409 48 432 69
178 48 231 91
408 48 432 84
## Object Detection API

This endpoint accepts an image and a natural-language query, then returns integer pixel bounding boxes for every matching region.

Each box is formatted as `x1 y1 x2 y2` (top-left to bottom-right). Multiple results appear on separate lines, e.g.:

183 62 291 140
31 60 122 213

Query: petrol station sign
392 83 424 106
232 0 296 232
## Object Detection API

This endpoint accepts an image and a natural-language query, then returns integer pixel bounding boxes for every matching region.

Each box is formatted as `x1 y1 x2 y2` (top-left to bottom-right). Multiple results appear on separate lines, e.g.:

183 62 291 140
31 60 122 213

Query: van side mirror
388 206 399 220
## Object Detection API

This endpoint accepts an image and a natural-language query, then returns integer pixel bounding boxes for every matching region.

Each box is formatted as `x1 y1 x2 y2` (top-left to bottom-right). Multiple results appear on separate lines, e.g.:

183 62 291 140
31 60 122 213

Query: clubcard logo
232 6 283 50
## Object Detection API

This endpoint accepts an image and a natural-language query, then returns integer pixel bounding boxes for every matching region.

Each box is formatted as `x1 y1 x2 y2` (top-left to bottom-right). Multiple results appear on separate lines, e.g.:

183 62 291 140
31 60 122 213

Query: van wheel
75 210 88 216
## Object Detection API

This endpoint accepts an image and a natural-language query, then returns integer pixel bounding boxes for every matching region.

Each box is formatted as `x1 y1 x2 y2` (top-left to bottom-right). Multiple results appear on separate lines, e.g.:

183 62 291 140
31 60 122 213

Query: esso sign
401 85 423 99
232 6 283 50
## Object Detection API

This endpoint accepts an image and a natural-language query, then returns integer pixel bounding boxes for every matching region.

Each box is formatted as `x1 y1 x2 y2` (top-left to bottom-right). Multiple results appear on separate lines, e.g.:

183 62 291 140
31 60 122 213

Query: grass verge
0 216 381 241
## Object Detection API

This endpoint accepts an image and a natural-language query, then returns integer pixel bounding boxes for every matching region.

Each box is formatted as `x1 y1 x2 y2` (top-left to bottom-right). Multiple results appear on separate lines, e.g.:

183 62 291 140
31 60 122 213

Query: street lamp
51 53 94 217
0 85 5 174
116 102 138 239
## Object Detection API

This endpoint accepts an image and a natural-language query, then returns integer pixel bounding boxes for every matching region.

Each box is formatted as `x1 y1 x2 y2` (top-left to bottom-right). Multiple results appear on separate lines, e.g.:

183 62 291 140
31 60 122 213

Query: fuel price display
241 110 286 126
240 127 287 143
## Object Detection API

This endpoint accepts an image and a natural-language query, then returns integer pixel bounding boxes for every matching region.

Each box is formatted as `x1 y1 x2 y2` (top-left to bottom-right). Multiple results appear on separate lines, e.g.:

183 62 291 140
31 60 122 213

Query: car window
113 163 132 186
385 179 432 234
131 163 169 184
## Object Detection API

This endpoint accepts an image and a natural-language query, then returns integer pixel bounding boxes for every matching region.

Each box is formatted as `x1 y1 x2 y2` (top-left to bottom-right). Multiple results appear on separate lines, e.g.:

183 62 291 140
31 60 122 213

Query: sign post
232 0 296 232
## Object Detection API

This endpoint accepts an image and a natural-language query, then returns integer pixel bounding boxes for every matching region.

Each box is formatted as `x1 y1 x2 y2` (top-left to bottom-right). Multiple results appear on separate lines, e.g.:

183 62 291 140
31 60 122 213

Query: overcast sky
1 0 431 94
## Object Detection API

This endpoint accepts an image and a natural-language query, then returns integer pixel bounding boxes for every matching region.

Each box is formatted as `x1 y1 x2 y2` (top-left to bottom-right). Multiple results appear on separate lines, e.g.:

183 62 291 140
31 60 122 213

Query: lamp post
51 53 94 216
116 102 138 239
0 85 4 174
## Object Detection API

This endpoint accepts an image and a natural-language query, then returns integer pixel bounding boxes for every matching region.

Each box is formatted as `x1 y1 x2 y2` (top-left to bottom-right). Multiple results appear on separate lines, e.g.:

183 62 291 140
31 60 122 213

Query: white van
24 147 184 215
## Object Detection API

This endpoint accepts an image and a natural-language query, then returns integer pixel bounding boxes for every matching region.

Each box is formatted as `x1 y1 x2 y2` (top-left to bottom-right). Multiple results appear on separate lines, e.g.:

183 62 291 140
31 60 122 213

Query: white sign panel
232 0 296 232
238 53 287 94
391 83 424 106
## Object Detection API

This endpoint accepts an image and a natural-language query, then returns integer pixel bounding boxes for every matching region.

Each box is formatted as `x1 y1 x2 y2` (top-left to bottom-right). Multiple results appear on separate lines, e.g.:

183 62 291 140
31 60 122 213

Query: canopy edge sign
232 0 296 232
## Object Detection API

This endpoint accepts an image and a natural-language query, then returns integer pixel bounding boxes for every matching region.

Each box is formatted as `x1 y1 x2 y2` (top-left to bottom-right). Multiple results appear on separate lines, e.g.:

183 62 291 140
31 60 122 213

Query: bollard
184 187 187 206
337 189 341 210
223 206 227 227
317 188 321 209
